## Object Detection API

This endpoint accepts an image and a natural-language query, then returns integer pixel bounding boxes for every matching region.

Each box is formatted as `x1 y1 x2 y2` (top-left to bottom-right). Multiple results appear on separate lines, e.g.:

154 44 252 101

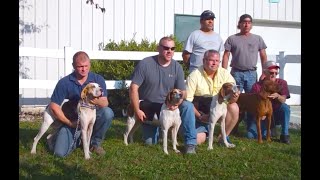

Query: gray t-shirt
131 55 186 104
224 33 267 70
184 30 224 72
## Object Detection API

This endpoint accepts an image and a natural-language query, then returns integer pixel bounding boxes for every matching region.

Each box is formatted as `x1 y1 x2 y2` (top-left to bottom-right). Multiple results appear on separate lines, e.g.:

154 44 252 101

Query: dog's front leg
220 116 235 148
208 115 217 150
162 128 169 154
124 116 135 145
256 116 263 144
266 114 272 142
171 123 181 153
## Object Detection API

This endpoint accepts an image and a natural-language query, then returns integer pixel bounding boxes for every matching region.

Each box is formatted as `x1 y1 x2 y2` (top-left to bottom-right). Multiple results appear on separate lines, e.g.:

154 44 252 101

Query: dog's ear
81 86 89 100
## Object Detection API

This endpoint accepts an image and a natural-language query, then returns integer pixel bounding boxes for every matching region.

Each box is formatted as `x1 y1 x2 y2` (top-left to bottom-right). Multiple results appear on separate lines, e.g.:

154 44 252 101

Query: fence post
64 46 73 76
277 51 285 80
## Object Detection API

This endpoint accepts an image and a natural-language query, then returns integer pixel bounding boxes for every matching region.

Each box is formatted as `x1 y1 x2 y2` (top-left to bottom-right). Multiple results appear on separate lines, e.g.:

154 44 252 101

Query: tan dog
31 82 102 160
159 89 182 154
237 80 280 144
208 83 237 150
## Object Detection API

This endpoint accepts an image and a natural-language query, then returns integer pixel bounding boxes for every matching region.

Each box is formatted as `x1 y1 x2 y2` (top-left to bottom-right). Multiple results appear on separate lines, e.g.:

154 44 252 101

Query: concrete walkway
289 105 301 129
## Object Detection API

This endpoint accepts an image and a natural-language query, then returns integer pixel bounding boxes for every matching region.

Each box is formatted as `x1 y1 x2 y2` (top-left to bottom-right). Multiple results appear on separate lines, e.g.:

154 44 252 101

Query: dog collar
80 102 97 109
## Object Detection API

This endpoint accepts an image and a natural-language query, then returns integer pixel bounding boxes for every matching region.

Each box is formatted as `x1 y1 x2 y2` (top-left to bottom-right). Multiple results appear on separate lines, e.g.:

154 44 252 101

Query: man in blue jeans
46 51 114 157
246 61 291 144
129 36 197 154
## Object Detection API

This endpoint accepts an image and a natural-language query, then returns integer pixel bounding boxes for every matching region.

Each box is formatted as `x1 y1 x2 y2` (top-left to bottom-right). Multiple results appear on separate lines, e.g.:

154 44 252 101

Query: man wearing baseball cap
246 60 291 144
182 10 224 73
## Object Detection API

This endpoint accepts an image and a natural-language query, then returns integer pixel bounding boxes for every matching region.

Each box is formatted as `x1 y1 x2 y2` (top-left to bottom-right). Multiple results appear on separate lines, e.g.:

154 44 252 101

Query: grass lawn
19 118 301 179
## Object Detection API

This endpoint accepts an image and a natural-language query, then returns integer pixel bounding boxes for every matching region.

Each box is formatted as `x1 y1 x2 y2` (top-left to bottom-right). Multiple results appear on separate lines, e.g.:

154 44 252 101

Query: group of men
44 10 291 158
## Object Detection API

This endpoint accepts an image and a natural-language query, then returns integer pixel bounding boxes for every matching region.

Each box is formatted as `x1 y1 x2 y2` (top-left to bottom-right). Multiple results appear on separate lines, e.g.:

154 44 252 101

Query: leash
66 103 97 154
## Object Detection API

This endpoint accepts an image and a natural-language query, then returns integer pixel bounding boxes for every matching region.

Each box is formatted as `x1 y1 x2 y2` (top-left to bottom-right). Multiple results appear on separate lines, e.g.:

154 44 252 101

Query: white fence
19 47 301 108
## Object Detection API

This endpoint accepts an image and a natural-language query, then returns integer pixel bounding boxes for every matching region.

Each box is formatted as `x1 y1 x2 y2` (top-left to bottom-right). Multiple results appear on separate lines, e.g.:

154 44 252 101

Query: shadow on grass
19 158 99 179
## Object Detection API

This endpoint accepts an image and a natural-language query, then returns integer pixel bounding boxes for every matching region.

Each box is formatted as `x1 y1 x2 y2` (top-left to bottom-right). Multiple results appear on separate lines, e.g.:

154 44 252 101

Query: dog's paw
164 150 169 155
174 149 180 154
30 149 36 154
207 146 213 150
226 143 236 148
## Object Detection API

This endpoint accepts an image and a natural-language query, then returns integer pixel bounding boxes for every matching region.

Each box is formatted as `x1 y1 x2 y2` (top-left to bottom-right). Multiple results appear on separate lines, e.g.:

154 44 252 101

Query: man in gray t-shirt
182 10 224 73
222 14 267 93
130 36 197 154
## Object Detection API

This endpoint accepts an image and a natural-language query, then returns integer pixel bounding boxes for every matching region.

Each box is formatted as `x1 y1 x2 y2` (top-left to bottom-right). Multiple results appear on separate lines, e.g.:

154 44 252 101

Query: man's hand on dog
135 109 147 122
268 93 280 99
229 91 240 104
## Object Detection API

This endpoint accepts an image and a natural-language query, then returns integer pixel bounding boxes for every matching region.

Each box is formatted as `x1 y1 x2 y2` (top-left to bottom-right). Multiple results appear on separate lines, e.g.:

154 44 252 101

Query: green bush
91 36 188 117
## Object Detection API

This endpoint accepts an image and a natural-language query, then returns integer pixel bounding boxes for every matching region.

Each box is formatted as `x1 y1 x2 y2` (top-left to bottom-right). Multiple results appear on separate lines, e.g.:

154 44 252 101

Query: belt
232 67 257 72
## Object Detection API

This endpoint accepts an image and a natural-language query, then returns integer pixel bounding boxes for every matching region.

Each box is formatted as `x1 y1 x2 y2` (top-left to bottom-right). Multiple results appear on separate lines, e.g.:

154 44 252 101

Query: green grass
20 118 301 179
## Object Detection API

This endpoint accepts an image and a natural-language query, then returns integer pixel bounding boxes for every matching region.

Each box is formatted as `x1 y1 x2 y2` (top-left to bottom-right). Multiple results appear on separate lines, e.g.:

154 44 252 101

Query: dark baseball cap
200 10 215 20
239 14 253 23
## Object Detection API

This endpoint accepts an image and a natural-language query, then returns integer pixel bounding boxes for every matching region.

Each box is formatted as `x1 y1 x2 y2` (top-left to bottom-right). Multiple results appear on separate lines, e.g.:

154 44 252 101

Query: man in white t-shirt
182 10 224 73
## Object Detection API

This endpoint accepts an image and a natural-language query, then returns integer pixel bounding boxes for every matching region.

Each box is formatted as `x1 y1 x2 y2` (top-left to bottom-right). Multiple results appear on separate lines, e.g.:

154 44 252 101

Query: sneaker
280 135 290 144
90 145 106 155
185 144 196 154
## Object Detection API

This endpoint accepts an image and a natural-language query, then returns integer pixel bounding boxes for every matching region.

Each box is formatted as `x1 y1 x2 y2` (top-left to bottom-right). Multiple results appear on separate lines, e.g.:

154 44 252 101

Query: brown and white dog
123 89 182 154
31 82 103 160
237 80 280 144
208 82 237 150
159 89 182 154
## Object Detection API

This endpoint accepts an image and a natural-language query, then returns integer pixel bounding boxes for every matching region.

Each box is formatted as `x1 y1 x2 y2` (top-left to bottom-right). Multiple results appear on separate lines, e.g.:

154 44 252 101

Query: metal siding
227 0 238 37
285 0 293 21
154 0 165 39
82 0 93 50
192 0 203 15
277 0 286 21
219 0 229 39
103 0 115 43
253 0 263 19
245 0 254 17
144 0 155 42
174 0 184 14
261 0 270 19
269 2 278 20
183 0 193 14
292 0 300 21
211 0 221 34
164 0 175 37
92 0 105 50
114 0 125 42
124 0 135 41
202 0 212 11
135 0 145 41
58 0 71 48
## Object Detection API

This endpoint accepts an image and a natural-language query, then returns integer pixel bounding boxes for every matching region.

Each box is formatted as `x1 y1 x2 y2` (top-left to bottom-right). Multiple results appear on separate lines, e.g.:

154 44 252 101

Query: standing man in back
182 10 224 73
222 14 267 93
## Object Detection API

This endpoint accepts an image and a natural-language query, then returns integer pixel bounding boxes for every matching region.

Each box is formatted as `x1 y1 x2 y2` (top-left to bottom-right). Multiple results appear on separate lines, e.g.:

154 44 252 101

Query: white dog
31 82 102 160
208 82 237 150
159 89 182 154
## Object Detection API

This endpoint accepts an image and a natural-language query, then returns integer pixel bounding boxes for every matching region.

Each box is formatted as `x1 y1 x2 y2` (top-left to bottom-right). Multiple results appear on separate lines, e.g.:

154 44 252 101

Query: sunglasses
161 45 175 51
269 71 278 75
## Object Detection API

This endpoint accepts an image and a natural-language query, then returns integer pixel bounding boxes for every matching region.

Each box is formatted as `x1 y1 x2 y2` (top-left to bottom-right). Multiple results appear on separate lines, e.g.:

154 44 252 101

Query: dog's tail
122 109 128 117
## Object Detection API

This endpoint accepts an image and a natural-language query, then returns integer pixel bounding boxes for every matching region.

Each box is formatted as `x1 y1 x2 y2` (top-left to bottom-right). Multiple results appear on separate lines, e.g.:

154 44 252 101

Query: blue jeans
246 103 290 139
53 106 114 157
142 100 197 146
231 69 257 93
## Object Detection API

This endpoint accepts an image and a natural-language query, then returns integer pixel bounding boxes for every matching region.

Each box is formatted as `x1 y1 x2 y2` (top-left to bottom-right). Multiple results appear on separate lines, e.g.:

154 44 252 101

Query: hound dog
123 102 159 145
237 80 280 144
159 89 183 154
31 82 103 160
208 82 238 150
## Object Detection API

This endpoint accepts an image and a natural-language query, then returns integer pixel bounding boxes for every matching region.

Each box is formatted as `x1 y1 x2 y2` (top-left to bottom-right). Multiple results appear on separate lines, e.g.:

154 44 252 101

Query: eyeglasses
269 71 278 75
161 45 175 51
